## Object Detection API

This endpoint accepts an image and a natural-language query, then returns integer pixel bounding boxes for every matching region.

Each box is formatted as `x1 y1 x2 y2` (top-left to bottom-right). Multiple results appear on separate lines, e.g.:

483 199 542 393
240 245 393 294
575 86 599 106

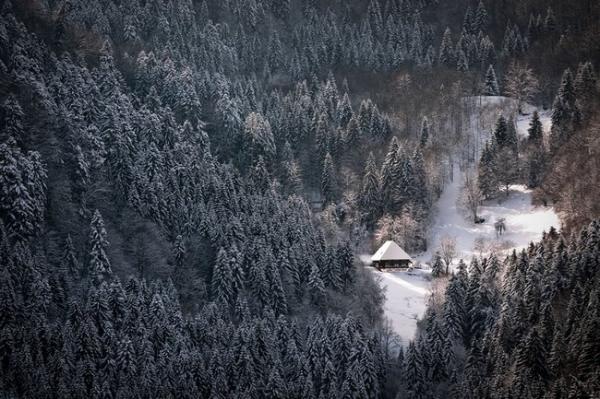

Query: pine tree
438 28 455 67
308 264 326 306
244 112 276 168
403 342 427 399
527 111 543 145
478 142 498 199
419 117 429 147
344 116 361 149
359 152 380 226
0 140 45 239
550 69 578 152
321 153 337 206
576 286 600 378
544 7 557 33
89 210 112 282
61 235 82 282
515 327 549 380
380 137 403 213
574 62 597 108
431 252 445 277
456 49 469 72
474 1 488 32
212 248 233 306
336 93 353 129
483 65 499 96
527 148 546 189
411 149 428 209
492 115 509 148
336 242 356 292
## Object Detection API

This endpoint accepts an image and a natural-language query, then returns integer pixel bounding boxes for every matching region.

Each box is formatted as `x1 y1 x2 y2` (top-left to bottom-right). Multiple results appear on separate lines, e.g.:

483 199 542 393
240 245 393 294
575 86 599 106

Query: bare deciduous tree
375 211 426 253
504 62 539 114
473 236 489 257
439 235 457 275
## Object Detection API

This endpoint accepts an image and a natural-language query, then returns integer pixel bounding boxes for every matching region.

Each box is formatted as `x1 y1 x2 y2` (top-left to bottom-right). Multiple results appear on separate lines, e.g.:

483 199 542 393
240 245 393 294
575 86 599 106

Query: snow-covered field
370 268 431 344
417 165 560 264
373 96 560 343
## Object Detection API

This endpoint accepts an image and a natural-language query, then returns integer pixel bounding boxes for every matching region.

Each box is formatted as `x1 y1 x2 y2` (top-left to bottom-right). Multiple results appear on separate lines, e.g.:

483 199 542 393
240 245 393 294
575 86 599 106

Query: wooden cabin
371 241 413 270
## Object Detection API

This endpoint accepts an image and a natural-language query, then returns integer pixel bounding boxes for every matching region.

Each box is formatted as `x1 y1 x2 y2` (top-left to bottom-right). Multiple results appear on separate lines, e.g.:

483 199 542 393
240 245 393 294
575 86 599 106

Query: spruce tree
438 28 455 67
89 210 112 282
478 142 498 199
359 152 380 226
483 65 499 96
380 137 403 213
419 117 429 147
431 252 445 277
492 115 509 148
321 153 337 206
212 248 234 306
308 264 326 307
474 1 488 32
527 111 543 146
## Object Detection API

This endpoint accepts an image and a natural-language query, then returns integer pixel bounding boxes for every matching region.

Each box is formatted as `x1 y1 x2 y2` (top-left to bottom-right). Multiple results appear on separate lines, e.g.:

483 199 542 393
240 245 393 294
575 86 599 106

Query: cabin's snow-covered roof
371 241 412 262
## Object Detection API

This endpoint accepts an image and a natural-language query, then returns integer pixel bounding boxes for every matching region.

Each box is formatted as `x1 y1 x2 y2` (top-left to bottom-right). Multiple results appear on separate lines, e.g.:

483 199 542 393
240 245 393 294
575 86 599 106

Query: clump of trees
403 221 600 398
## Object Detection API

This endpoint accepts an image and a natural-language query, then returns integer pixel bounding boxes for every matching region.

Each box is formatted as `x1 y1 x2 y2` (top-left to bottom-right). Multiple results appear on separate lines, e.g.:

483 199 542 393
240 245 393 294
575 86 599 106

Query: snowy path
373 268 431 344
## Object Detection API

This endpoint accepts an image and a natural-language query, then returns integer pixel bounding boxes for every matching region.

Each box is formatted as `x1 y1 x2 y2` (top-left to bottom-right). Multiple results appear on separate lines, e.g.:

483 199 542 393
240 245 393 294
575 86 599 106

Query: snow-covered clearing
416 164 560 264
373 96 559 343
371 268 431 344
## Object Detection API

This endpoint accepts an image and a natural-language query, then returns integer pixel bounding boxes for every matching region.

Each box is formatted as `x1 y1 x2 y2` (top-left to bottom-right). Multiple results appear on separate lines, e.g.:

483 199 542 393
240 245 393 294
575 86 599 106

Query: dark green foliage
413 221 600 399
550 68 580 152
321 152 338 205
1 0 599 398
0 4 398 398
477 141 498 199
359 152 380 226
431 252 445 277
483 65 499 96
527 111 543 145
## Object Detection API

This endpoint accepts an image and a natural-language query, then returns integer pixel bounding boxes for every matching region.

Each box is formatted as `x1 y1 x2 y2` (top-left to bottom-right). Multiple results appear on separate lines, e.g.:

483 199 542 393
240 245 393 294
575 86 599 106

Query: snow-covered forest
0 0 599 398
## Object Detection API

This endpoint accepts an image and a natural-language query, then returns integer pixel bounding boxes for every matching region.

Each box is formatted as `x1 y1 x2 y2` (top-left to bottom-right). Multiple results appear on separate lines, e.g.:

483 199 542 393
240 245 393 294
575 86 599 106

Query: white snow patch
417 164 559 265
370 267 431 344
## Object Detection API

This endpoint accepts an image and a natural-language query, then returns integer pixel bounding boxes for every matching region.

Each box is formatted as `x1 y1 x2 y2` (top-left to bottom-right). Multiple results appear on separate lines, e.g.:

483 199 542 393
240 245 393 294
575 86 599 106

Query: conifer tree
321 153 337 206
478 142 498 199
359 152 380 226
308 264 326 306
212 248 234 306
550 69 579 152
380 137 403 213
544 7 557 32
336 93 353 129
456 50 469 72
431 252 445 277
574 62 597 108
474 1 488 32
419 117 429 147
438 28 455 67
483 65 499 96
89 210 112 282
527 111 543 146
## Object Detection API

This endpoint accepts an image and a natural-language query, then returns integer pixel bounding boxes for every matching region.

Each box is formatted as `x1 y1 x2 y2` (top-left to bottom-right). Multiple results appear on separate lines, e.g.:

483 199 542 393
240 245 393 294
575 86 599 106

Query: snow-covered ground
416 164 560 264
369 267 431 344
372 96 559 343
515 108 552 139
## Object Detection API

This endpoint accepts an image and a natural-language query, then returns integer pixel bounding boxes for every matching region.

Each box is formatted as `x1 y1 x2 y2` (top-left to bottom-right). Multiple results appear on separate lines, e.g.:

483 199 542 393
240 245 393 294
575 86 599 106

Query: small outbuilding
371 241 413 270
